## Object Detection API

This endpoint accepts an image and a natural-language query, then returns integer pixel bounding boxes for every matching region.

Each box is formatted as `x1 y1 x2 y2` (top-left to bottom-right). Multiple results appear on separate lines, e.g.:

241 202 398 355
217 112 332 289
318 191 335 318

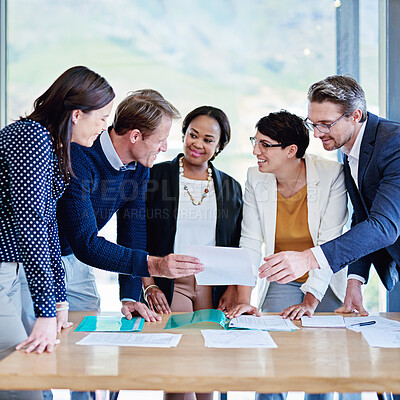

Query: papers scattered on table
76 333 182 347
75 316 144 332
301 315 346 328
361 328 400 348
201 329 277 348
344 316 400 348
229 315 299 331
183 245 256 286
344 316 400 332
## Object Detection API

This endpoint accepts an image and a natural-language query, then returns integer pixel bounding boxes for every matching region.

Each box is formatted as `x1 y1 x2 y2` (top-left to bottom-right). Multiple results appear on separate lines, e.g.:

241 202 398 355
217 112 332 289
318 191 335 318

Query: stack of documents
201 329 277 348
165 309 230 330
76 333 182 348
229 315 299 331
344 316 400 348
165 310 299 331
301 315 346 328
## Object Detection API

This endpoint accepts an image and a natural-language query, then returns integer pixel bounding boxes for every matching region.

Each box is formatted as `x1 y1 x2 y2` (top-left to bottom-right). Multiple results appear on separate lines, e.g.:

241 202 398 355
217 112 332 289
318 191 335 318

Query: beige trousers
0 262 43 400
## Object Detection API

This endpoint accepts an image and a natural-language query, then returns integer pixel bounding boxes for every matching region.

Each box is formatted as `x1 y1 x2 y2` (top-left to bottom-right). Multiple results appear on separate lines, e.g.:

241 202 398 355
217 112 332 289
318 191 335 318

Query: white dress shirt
174 176 217 254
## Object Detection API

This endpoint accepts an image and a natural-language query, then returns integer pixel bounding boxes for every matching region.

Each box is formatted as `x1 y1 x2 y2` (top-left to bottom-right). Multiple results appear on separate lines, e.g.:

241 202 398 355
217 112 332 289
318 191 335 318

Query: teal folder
75 316 144 332
164 309 231 330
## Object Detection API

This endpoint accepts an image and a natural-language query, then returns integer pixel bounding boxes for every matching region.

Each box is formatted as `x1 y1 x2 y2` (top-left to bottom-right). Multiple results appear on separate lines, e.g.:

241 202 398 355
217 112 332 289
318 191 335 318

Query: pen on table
349 320 376 327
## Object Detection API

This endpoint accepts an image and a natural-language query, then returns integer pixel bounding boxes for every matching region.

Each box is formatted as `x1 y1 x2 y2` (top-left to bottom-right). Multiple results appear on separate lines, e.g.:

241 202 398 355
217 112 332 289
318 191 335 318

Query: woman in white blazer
227 110 348 318
226 110 348 400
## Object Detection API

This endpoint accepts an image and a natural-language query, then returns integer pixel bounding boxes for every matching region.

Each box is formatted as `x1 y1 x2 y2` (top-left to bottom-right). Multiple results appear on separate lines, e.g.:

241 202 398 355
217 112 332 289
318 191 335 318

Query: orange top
274 185 313 283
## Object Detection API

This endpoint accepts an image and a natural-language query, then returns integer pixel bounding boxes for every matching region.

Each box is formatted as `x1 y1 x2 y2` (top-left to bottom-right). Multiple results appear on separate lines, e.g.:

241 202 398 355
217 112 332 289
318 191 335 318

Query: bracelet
56 306 69 312
56 301 69 306
143 284 159 300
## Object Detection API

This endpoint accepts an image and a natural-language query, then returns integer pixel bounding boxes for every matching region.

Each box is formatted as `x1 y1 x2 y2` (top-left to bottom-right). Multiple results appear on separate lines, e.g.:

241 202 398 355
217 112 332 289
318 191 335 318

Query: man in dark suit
259 75 400 314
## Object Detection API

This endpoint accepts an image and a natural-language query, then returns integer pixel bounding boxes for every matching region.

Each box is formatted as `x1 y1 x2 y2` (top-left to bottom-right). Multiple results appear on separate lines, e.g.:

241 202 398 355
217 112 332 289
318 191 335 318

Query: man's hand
258 249 319 283
280 292 319 320
148 254 204 279
145 286 171 314
335 279 369 316
16 317 60 354
121 301 162 322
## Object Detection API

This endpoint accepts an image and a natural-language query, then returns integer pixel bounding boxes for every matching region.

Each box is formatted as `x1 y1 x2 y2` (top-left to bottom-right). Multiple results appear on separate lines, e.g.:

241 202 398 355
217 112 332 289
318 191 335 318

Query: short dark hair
256 110 309 158
26 66 115 181
182 106 231 160
113 89 180 137
307 75 367 122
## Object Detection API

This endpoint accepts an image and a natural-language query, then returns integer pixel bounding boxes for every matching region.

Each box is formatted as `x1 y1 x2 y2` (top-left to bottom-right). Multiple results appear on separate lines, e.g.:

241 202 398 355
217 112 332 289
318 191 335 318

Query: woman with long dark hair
0 66 114 399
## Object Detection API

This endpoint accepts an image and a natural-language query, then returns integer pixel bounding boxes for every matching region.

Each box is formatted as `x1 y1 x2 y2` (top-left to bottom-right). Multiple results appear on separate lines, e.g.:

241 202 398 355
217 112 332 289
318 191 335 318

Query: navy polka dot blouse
0 119 67 318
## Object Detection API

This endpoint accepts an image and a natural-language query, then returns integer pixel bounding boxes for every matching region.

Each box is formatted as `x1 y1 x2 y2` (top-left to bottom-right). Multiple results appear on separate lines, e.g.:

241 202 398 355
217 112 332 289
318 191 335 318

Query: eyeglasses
304 113 348 134
249 137 284 151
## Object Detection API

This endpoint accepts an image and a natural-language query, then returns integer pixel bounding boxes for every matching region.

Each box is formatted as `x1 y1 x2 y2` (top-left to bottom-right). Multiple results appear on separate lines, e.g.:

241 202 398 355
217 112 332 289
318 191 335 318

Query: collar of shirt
342 118 367 161
342 118 367 188
100 130 137 171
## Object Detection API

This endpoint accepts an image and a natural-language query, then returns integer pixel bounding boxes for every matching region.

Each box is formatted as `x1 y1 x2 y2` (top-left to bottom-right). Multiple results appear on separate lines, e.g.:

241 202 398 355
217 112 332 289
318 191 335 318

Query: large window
5 1 383 312
7 0 339 182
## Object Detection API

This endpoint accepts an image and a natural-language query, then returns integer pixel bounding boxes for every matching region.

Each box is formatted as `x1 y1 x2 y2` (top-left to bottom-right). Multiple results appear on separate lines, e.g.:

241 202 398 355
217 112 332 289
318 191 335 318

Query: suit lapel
305 155 320 245
211 163 224 245
169 155 181 220
261 173 278 254
358 112 378 190
343 154 368 220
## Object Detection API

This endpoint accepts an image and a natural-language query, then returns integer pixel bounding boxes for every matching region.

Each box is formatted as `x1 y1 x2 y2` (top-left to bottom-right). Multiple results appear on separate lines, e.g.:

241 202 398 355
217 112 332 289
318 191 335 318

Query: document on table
201 329 277 348
344 316 400 347
345 316 400 332
361 328 400 348
229 315 299 331
183 245 256 286
301 315 346 328
76 332 182 347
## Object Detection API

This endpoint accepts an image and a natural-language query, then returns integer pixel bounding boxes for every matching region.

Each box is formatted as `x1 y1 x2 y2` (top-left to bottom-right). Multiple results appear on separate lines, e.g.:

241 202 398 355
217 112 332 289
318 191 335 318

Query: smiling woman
143 105 243 400
0 66 115 400
71 102 114 147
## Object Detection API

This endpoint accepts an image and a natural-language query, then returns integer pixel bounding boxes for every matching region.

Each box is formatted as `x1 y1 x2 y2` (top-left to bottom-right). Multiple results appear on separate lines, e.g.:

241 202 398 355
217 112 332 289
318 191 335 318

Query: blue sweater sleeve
57 146 149 277
118 167 150 300
8 122 62 317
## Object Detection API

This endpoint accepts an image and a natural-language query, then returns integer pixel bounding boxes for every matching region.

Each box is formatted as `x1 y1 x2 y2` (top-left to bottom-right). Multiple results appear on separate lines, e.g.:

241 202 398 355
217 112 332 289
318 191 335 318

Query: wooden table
0 312 399 393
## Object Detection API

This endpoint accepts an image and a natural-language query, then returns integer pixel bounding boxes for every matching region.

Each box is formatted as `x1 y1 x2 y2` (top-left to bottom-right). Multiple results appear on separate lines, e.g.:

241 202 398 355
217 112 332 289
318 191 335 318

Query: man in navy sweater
57 89 204 322
259 75 400 315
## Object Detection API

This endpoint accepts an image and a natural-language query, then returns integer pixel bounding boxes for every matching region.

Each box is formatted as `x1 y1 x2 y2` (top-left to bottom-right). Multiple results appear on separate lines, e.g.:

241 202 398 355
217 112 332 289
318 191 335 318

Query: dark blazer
321 112 400 290
145 153 243 307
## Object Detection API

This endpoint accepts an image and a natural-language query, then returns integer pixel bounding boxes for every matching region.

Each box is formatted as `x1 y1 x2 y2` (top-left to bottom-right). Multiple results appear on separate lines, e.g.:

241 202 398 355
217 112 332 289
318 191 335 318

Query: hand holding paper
183 245 256 286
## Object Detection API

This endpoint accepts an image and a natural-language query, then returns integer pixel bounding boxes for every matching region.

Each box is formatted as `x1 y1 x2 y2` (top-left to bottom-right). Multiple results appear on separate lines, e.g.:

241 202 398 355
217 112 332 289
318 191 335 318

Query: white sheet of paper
201 329 277 348
76 333 182 347
361 327 400 348
345 316 400 332
301 315 346 328
229 315 299 331
183 245 256 286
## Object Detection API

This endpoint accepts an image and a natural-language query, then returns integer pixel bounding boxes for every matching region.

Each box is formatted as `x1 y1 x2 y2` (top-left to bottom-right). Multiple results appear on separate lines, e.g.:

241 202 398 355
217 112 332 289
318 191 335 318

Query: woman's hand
280 292 319 320
145 286 171 314
56 309 73 333
15 317 59 354
121 301 162 322
225 303 261 319
217 285 237 312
